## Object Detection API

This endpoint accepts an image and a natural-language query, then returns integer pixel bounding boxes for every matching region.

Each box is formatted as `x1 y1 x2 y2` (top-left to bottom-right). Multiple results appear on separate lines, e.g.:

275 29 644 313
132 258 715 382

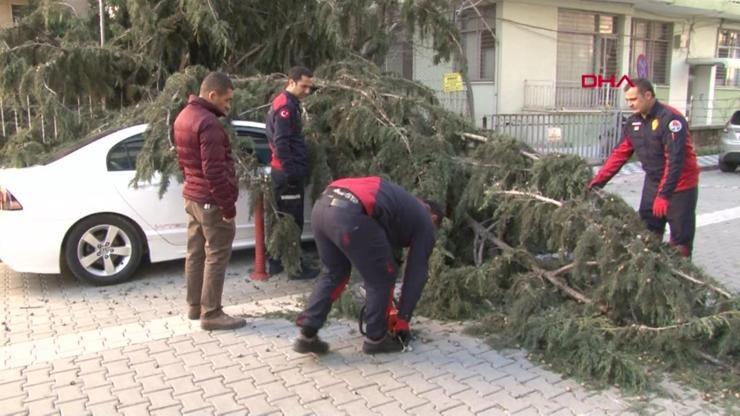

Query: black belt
323 188 363 212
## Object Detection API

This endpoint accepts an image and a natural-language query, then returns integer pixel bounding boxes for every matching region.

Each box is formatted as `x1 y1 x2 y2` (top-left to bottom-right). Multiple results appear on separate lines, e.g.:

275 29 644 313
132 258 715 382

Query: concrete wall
496 0 557 114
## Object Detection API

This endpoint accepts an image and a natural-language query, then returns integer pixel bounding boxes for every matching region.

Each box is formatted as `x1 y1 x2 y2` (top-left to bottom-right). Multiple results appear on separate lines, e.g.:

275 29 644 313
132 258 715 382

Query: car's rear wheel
719 159 737 172
64 214 144 285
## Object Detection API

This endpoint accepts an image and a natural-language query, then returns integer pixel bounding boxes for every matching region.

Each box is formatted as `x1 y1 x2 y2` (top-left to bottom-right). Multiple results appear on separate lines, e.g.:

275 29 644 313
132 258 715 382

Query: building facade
392 0 740 130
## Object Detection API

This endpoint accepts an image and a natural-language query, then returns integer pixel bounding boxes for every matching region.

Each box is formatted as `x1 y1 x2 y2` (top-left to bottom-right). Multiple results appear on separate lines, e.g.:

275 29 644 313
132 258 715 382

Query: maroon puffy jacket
174 95 238 219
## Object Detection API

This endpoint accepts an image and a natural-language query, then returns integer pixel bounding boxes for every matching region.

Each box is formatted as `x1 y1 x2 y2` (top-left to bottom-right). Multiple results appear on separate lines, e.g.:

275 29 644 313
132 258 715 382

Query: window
556 10 619 83
384 29 414 80
716 29 740 88
236 129 271 165
107 135 144 171
459 5 495 81
630 19 671 85
11 5 26 25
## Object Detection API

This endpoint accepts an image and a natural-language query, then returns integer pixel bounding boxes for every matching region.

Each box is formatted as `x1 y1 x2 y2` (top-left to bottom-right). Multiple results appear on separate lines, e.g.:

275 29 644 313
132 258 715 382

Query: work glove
389 317 411 344
652 196 669 218
586 177 605 191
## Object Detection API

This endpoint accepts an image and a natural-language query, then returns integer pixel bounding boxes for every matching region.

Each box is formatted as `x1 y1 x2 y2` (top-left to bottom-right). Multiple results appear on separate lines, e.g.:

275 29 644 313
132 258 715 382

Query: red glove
587 177 604 191
391 318 411 343
652 196 669 218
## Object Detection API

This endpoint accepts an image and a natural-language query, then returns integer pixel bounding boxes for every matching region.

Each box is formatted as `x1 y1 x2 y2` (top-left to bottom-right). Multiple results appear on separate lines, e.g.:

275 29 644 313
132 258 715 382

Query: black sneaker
293 335 330 354
362 334 404 354
289 264 320 280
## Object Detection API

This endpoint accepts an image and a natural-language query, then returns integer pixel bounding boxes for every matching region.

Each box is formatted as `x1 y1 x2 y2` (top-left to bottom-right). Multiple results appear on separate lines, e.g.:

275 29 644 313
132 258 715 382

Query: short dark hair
200 72 233 95
287 66 313 82
626 77 655 97
423 198 445 220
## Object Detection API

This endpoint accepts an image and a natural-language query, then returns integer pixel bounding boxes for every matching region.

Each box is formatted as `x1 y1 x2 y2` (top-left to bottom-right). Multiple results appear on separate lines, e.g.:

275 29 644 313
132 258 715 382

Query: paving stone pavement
1 257 732 415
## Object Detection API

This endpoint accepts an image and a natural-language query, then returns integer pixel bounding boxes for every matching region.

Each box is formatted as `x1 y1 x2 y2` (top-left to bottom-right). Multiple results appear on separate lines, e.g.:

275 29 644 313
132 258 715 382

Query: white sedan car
0 121 311 285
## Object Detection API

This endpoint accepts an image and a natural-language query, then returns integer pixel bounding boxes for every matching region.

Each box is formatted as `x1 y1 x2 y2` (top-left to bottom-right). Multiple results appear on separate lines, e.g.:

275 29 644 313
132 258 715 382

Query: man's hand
586 177 604 191
652 196 669 218
390 318 410 343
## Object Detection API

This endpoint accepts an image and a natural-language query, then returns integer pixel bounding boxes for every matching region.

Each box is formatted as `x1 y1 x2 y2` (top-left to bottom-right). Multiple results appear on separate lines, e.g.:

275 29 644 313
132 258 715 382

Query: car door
232 127 269 245
107 134 189 246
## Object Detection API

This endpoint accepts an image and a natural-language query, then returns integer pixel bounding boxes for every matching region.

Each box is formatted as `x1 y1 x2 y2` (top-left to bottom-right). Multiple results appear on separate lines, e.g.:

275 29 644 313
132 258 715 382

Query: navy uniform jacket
329 176 437 321
592 101 699 199
265 91 307 182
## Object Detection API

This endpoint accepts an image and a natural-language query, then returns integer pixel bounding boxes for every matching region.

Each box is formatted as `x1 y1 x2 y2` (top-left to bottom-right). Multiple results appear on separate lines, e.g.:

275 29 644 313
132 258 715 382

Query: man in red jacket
588 78 699 257
174 72 246 330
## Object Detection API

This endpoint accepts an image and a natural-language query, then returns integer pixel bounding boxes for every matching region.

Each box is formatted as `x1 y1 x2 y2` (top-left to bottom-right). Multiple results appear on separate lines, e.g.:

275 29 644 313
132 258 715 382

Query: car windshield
39 126 128 165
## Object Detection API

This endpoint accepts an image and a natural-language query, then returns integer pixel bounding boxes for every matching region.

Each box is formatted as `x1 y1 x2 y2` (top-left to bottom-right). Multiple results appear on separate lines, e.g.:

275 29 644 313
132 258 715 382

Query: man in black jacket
265 66 319 280
293 177 443 354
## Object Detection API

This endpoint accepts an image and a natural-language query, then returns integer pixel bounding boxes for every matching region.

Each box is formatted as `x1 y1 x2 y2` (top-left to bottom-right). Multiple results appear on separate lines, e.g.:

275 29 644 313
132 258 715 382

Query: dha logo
581 74 635 89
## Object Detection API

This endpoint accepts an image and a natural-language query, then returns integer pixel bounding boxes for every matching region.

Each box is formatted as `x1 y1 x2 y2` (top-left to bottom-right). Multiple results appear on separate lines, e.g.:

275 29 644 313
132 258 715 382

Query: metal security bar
484 111 625 163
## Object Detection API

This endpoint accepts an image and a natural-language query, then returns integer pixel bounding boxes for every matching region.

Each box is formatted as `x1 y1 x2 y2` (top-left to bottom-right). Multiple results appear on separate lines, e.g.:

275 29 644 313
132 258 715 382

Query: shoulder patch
279 109 290 119
668 119 682 133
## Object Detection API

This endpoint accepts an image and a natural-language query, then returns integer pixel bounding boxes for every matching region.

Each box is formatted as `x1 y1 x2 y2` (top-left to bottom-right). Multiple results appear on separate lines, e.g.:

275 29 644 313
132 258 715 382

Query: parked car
0 121 311 285
719 110 740 172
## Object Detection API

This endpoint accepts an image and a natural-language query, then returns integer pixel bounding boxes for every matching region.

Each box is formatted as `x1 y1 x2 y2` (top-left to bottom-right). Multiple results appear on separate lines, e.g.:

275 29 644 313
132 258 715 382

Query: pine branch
459 132 539 160
603 311 738 334
465 214 606 311
491 190 563 207
670 269 732 299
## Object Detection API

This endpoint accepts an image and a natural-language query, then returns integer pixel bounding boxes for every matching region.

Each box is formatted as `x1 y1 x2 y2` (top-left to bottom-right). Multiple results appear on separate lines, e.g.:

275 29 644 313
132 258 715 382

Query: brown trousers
184 199 236 318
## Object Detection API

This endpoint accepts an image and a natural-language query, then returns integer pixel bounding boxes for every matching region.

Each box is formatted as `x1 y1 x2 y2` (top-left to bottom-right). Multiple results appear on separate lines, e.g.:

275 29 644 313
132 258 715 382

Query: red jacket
174 96 238 219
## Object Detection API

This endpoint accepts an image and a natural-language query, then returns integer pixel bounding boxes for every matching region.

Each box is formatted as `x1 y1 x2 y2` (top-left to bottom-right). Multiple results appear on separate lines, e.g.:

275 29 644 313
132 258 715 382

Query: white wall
689 19 719 59
669 22 691 113
496 0 557 114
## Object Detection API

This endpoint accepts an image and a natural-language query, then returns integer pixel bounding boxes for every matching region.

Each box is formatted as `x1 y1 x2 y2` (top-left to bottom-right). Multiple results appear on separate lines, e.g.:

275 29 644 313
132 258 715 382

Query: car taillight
0 186 23 210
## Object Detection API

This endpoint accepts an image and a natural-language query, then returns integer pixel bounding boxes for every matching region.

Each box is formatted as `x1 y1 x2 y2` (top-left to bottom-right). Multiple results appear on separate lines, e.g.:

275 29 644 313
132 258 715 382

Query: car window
107 135 144 171
236 129 271 165
40 126 128 165
731 111 740 126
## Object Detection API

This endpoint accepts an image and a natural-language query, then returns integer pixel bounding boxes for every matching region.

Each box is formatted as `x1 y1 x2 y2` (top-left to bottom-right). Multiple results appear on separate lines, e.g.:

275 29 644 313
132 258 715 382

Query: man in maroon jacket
174 72 246 330
293 177 443 354
588 78 699 257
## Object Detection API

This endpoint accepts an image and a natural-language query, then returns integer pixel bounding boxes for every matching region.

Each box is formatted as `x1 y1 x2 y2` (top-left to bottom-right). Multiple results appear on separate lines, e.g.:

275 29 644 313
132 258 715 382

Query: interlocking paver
146 388 179 411
160 363 192 381
168 376 200 396
386 386 430 410
23 381 54 402
303 396 344 415
25 396 57 415
0 394 25 413
397 373 438 395
237 393 275 415
450 388 499 413
175 390 210 414
57 398 88 416
150 405 184 416
85 384 117 406
485 389 531 414
114 387 149 408
118 402 151 416
353 384 393 409
228 378 259 400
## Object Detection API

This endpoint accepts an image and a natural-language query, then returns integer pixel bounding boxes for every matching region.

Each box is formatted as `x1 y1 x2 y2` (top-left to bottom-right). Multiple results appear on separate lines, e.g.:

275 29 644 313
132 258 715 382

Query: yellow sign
652 119 659 131
442 72 464 92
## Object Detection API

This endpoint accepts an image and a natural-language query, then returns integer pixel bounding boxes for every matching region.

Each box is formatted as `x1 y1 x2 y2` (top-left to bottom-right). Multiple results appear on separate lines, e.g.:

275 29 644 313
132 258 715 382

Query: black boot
288 259 319 280
267 258 283 275
293 334 330 354
362 334 404 354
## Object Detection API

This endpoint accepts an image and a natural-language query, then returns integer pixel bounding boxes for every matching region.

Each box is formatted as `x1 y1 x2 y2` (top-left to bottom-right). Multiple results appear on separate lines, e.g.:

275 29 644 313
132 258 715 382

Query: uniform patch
668 119 682 132
652 119 659 131
631 121 642 126
279 109 290 119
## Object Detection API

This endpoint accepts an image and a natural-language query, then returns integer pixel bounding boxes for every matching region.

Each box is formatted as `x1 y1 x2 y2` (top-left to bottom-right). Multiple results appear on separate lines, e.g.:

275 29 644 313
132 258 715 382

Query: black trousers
296 193 398 340
271 169 304 231
638 179 698 256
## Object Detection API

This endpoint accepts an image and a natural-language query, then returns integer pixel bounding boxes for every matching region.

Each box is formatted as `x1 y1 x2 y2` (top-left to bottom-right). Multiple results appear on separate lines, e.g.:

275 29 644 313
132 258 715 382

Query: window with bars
383 29 414 80
556 10 619 83
629 19 671 85
459 5 495 81
11 5 26 25
716 29 740 88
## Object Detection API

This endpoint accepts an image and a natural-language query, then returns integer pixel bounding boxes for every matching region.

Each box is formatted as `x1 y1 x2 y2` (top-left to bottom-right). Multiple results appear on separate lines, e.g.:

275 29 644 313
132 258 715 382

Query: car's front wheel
64 214 144 285
719 159 737 172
